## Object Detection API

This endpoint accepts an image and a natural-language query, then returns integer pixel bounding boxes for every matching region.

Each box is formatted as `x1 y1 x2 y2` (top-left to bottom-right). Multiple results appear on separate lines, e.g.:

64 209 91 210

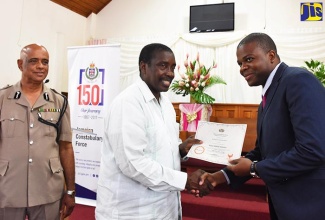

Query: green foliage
190 91 215 104
169 54 226 104
303 59 325 86
169 75 226 104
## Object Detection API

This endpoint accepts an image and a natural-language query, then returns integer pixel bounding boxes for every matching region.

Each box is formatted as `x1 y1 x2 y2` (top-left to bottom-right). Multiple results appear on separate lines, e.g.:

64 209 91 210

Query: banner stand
67 44 121 206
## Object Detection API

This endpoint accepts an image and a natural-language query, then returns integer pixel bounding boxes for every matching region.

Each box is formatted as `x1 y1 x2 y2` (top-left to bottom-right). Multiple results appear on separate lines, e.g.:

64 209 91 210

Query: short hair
238 33 278 56
138 43 173 67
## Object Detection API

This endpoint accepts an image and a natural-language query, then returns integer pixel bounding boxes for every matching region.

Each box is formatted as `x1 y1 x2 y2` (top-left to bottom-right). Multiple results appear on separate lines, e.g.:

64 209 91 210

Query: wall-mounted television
189 3 235 33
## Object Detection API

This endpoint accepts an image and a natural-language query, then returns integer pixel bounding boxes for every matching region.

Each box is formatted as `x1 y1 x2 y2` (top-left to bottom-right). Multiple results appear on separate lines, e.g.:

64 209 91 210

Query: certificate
186 121 247 165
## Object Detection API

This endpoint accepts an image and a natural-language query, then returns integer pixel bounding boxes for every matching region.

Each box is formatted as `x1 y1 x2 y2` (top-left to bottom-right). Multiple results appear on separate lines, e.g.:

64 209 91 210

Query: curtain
106 28 325 104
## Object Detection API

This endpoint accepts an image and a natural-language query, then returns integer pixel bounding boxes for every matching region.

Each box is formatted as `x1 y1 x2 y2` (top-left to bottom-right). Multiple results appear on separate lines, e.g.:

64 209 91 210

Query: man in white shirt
95 43 209 220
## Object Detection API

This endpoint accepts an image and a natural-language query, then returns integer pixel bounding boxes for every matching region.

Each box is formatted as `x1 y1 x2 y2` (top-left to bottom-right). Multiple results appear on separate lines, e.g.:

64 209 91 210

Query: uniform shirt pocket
38 112 60 137
49 157 63 174
0 159 9 176
0 113 26 138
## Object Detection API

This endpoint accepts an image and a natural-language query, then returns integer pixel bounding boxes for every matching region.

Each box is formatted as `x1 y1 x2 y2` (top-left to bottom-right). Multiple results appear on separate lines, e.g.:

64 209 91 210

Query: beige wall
1 0 324 93
95 0 324 38
0 0 86 92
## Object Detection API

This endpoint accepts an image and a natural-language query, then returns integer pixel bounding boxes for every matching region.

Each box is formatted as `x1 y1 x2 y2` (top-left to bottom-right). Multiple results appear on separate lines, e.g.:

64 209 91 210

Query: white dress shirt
96 79 187 220
262 62 281 96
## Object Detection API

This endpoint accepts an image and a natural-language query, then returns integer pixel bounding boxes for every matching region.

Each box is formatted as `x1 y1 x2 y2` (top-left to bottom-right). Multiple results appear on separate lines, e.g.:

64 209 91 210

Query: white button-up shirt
96 79 187 220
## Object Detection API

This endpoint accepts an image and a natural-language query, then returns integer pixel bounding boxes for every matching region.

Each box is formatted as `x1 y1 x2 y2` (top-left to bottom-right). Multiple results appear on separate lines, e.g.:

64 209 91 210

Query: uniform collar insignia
43 92 49 101
14 91 21 99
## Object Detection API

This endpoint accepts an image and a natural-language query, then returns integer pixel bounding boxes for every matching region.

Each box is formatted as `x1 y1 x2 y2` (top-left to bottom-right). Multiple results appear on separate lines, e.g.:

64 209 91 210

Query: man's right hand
190 170 227 197
186 169 214 197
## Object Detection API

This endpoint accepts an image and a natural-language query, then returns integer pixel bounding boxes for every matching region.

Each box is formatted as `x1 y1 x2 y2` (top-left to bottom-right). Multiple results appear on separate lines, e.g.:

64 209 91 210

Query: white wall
0 0 86 92
96 0 324 38
1 0 324 101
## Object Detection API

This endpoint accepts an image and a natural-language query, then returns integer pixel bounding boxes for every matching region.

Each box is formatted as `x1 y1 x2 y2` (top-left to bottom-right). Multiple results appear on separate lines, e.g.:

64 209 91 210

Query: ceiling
50 0 112 18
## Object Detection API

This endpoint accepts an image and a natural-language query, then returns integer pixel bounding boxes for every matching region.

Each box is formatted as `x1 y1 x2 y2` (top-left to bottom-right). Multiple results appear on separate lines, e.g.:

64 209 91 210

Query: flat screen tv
190 3 235 33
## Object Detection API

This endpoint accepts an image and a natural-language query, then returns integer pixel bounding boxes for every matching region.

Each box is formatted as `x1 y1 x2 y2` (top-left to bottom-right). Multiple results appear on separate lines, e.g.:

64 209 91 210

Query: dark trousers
268 193 278 220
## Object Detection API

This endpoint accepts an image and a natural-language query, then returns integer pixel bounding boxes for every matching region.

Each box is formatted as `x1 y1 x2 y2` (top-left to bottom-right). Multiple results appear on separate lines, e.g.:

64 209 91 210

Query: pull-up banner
67 44 120 206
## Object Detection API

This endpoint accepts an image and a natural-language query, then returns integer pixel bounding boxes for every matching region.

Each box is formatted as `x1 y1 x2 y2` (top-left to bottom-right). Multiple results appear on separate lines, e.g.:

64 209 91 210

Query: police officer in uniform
0 44 75 220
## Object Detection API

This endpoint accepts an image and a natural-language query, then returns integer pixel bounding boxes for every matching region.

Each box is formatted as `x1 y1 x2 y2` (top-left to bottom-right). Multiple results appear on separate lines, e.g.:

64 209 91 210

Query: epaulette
51 88 59 93
0 85 12 91
50 88 68 99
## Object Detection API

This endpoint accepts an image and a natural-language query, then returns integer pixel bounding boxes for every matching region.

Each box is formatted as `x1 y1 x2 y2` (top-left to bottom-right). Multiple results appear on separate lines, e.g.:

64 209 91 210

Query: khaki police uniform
0 81 72 208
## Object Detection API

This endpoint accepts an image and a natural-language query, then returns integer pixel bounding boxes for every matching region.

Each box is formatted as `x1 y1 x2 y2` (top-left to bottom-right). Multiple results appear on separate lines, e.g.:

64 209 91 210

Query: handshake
185 169 215 197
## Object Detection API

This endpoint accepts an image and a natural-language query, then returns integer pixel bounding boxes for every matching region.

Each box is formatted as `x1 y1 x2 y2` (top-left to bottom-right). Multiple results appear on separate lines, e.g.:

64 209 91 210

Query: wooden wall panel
239 105 259 118
213 104 237 118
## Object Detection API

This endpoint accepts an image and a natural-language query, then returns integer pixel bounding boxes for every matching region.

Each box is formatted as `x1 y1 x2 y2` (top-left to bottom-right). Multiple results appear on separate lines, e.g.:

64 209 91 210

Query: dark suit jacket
224 63 325 220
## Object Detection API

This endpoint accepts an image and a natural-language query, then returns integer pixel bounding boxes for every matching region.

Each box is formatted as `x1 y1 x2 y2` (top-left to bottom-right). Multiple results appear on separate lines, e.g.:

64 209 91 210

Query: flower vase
179 102 212 132
190 96 197 104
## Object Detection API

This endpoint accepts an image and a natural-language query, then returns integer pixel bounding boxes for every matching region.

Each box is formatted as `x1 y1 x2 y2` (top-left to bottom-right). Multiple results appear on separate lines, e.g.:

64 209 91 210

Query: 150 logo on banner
300 2 323 21
78 63 105 106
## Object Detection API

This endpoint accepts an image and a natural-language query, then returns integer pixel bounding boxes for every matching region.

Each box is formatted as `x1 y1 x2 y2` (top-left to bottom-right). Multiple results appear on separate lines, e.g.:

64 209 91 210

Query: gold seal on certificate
194 146 205 154
186 121 247 165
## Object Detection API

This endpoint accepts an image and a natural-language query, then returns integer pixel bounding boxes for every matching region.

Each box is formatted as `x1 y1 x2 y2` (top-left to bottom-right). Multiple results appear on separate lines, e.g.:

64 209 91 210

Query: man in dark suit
195 33 325 220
